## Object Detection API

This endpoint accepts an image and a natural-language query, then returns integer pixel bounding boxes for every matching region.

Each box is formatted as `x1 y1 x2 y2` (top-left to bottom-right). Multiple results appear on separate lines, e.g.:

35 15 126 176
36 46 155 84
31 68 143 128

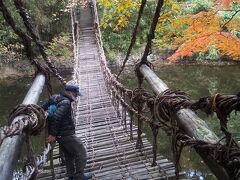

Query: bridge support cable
0 0 54 97
140 0 164 64
0 74 46 180
70 0 81 84
13 0 66 87
0 1 49 76
117 0 147 79
0 0 67 96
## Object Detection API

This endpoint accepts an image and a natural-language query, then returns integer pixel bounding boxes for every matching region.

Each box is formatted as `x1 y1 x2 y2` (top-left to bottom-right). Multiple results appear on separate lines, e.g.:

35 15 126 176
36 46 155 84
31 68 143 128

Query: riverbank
0 66 23 79
110 58 240 75
0 56 74 80
156 59 240 66
1 55 240 80
0 65 73 80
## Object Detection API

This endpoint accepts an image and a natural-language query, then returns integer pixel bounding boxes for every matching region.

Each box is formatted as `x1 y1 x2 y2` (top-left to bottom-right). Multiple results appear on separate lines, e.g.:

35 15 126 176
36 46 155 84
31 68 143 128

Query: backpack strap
47 95 65 118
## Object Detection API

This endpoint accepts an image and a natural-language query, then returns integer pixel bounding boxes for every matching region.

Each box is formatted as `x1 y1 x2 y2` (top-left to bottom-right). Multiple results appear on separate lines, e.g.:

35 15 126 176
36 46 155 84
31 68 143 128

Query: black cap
65 84 82 96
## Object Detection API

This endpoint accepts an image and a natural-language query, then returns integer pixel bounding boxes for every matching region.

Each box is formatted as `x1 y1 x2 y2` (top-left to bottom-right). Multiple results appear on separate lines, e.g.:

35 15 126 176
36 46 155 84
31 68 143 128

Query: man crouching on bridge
42 84 92 180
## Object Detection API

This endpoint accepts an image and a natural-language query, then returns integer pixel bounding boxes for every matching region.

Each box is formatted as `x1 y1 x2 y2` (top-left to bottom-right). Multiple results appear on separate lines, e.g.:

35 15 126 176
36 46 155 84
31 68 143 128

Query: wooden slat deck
37 7 185 180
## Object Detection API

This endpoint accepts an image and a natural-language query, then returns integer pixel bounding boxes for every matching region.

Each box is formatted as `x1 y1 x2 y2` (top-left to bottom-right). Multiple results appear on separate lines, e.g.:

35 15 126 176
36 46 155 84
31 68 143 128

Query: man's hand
47 135 56 143
44 111 48 117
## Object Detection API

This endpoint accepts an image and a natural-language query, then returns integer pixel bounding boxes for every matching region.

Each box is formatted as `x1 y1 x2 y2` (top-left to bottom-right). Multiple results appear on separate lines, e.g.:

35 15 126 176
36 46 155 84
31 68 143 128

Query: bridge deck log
140 64 230 180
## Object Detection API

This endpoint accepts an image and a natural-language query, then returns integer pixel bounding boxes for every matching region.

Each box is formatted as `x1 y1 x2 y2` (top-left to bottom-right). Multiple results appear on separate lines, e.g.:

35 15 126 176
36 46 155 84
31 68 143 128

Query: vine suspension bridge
39 5 178 180
0 1 240 180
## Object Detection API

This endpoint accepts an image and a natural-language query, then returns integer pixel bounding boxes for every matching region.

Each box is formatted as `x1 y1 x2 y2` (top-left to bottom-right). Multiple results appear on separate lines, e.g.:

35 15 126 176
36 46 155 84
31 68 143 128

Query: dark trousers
57 135 87 179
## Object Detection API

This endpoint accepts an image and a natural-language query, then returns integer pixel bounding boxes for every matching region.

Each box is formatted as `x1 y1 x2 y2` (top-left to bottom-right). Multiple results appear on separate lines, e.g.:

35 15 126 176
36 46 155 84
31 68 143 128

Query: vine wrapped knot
8 104 46 136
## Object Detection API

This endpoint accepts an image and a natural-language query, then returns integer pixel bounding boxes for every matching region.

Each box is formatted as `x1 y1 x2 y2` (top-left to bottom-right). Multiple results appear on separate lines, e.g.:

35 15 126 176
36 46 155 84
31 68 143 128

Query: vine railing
0 0 81 179
91 1 240 179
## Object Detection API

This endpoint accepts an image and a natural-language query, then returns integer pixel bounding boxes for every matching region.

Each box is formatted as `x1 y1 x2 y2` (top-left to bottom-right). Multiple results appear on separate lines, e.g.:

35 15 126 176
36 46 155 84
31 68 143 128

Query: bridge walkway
37 6 184 180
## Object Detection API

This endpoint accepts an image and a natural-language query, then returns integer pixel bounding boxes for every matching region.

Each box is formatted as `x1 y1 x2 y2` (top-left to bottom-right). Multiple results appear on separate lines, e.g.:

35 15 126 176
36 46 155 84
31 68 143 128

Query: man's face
71 92 78 99
73 92 78 98
66 91 78 100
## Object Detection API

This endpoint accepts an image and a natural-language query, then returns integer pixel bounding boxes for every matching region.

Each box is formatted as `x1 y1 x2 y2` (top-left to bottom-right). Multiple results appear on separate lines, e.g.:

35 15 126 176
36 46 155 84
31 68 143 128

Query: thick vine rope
13 0 67 86
0 0 55 96
117 0 147 78
140 0 164 64
0 0 50 75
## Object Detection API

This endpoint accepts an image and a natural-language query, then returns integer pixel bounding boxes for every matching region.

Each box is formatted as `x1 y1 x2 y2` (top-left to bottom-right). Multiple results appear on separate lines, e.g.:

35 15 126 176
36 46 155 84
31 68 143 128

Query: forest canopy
97 0 240 62
0 0 239 65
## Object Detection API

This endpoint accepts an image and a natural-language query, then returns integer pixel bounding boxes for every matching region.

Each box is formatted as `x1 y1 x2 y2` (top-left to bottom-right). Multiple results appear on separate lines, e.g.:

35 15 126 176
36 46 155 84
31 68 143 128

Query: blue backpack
47 104 57 118
47 95 62 118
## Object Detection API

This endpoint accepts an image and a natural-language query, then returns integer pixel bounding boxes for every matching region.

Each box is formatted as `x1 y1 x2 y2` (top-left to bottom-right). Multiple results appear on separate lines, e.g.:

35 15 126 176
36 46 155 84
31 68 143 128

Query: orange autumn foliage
217 0 240 8
167 11 240 62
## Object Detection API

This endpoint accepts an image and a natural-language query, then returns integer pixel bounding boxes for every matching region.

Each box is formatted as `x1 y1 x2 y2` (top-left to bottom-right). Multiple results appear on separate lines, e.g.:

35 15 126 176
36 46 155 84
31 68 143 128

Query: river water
0 65 240 179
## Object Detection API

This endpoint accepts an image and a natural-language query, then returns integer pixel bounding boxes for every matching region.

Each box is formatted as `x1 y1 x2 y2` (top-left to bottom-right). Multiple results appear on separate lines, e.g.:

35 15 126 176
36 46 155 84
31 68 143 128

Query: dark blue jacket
42 93 75 137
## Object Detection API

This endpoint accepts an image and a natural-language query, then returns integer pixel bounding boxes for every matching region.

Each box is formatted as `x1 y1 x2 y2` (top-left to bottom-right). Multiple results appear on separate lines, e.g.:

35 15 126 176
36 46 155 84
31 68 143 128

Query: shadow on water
118 65 240 180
